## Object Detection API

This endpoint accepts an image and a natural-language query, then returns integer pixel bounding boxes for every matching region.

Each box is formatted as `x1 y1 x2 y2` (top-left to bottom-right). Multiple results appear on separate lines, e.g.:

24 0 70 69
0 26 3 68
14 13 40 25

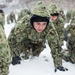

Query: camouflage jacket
52 17 64 45
8 15 62 67
66 17 75 39
17 9 31 21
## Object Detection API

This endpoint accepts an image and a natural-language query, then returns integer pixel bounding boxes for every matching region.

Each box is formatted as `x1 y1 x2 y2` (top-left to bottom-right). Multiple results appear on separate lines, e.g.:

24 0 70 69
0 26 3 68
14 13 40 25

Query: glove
11 56 21 65
55 66 68 72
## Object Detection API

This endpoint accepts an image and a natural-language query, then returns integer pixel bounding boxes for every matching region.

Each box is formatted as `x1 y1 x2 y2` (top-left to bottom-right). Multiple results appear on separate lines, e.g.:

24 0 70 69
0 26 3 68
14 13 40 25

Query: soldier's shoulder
57 17 64 23
15 15 32 32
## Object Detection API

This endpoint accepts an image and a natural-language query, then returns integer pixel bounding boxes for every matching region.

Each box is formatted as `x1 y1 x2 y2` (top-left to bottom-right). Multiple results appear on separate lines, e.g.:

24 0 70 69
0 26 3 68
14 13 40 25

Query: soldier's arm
58 17 64 44
47 23 62 67
8 27 19 57
48 30 62 68
0 25 10 75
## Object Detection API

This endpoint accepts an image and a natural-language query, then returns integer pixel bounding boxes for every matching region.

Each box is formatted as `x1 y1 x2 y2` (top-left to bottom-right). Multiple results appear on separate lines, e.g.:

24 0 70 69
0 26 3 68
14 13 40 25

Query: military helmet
30 1 49 28
48 2 59 15
32 1 49 17
49 2 57 10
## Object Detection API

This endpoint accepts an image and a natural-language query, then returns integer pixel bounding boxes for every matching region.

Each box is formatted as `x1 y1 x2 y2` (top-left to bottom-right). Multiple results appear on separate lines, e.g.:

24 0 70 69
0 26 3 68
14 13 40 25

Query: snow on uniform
8 1 62 68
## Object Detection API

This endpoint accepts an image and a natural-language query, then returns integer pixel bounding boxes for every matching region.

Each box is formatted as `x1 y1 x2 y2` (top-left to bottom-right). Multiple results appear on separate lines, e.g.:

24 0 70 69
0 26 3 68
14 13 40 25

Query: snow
4 13 75 75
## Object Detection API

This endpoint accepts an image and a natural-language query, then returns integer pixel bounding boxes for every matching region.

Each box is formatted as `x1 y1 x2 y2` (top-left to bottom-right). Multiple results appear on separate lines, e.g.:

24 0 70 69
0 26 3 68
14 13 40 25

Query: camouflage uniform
17 9 31 21
0 10 5 29
66 10 74 23
53 18 64 46
7 11 16 24
59 9 66 22
48 3 58 16
71 10 75 19
0 25 10 75
8 1 62 68
62 16 75 63
48 3 64 46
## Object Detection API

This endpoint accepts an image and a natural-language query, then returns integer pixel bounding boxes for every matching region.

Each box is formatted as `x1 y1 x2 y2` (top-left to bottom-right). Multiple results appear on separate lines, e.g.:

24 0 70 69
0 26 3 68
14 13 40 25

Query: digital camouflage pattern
8 1 62 67
18 9 31 21
8 14 30 57
48 3 64 46
62 17 75 63
0 12 5 29
66 10 74 23
52 17 64 46
0 25 10 75
32 1 49 17
59 9 66 22
48 2 59 15
7 11 16 24
66 10 71 23
71 10 75 19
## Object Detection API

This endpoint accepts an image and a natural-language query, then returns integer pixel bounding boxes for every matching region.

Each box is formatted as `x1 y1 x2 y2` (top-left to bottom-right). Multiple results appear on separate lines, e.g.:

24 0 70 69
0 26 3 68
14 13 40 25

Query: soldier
59 9 66 22
48 3 64 49
62 14 75 63
7 11 16 24
66 10 74 23
0 9 5 29
64 10 75 42
8 1 68 72
0 25 10 75
17 8 31 21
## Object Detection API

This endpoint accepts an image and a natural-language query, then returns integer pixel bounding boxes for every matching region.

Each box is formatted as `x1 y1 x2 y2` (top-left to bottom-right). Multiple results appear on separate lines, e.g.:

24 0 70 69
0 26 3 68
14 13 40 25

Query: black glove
11 56 21 65
55 66 68 72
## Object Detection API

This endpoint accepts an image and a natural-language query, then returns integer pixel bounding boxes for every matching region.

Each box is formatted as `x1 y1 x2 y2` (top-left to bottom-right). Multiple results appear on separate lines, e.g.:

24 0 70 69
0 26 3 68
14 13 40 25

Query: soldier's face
50 16 58 22
33 22 47 33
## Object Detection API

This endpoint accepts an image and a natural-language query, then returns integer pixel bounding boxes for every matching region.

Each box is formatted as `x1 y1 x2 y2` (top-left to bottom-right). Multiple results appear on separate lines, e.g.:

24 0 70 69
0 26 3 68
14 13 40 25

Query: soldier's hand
11 56 21 65
54 66 68 72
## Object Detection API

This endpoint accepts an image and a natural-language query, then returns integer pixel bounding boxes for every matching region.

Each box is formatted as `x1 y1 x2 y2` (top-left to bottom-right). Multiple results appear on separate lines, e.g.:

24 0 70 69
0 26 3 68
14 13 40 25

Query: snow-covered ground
4 14 75 75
